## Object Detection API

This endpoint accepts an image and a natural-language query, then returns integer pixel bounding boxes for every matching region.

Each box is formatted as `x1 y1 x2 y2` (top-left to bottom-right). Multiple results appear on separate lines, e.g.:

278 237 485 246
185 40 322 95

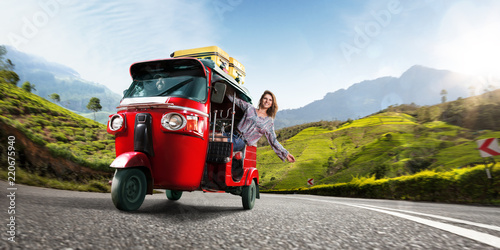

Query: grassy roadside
262 163 500 205
0 167 111 193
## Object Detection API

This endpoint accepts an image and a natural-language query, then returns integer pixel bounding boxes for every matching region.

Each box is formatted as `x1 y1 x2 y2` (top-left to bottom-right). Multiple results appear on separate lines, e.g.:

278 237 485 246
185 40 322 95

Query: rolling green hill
258 90 500 190
0 74 115 191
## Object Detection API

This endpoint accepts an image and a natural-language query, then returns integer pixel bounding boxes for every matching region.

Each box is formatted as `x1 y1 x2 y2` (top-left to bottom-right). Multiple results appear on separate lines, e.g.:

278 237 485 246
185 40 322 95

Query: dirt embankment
0 121 112 182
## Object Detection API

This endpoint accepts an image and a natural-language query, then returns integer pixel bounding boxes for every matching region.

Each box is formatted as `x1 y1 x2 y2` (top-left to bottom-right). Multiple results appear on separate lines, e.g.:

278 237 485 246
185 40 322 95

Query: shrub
74 135 86 141
6 106 22 115
10 99 20 106
47 143 75 159
28 133 47 146
370 164 388 179
406 157 432 174
52 132 69 142
91 141 106 150
265 165 499 205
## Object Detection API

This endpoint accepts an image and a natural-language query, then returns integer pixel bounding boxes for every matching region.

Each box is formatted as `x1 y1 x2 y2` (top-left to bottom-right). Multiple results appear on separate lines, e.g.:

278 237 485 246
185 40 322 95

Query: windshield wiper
157 78 194 96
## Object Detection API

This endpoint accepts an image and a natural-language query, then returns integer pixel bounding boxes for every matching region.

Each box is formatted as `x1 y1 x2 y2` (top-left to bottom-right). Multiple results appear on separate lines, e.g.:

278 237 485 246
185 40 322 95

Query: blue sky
1 0 499 109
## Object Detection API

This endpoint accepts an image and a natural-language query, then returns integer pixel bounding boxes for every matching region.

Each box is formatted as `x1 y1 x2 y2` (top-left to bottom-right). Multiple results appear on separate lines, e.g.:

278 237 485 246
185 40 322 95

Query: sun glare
434 2 500 78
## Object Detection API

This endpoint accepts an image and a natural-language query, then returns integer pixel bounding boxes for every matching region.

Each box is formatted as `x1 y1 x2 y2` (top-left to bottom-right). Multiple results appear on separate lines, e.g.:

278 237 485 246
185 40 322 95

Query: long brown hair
258 90 278 119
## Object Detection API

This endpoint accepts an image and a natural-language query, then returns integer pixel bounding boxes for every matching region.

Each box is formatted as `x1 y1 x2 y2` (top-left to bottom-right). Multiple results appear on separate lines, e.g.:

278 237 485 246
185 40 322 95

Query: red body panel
243 146 257 169
113 97 209 191
244 168 259 186
243 146 259 185
224 146 258 186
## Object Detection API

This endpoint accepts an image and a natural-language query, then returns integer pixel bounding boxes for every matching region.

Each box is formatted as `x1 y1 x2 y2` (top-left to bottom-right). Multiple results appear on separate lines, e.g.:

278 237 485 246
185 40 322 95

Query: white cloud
0 0 218 94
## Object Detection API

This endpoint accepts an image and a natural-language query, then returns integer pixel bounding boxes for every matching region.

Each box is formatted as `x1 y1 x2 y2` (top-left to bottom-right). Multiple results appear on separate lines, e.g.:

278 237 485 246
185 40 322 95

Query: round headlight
109 114 124 131
161 113 186 131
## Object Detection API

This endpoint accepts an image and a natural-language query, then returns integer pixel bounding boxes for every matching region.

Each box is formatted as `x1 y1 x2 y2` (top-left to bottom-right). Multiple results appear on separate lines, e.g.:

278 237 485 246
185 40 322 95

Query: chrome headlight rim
109 114 124 131
161 112 186 131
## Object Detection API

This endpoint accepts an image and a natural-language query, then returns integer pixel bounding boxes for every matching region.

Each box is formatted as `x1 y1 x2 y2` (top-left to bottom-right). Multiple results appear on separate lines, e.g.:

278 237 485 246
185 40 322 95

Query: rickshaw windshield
124 59 208 102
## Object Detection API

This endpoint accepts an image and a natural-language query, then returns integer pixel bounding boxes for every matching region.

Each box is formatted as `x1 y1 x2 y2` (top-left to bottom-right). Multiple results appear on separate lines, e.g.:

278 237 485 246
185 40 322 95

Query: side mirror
211 82 226 104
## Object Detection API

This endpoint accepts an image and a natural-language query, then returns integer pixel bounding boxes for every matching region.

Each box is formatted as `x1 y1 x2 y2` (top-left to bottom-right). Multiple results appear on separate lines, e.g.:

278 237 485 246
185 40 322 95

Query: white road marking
281 195 500 248
360 204 500 232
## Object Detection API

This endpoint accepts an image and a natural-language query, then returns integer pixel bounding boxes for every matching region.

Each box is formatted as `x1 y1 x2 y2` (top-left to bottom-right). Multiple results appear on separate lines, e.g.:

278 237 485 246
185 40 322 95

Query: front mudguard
110 152 153 194
245 167 260 199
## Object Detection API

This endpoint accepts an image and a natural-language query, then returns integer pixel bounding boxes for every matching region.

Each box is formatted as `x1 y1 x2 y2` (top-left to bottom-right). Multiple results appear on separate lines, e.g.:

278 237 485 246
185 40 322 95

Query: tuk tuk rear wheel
166 190 183 200
111 168 147 211
242 179 257 210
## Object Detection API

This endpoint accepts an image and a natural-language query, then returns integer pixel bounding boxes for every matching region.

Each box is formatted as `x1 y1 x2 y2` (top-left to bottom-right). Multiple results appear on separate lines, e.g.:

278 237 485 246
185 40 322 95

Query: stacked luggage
171 46 246 84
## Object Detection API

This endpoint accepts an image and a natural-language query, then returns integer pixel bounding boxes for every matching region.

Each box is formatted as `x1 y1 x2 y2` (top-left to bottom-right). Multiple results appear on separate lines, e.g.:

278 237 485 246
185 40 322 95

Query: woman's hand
286 153 296 163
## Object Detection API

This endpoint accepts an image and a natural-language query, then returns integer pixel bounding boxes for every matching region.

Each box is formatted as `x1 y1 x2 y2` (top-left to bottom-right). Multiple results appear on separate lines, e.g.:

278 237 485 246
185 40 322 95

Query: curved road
2 181 500 249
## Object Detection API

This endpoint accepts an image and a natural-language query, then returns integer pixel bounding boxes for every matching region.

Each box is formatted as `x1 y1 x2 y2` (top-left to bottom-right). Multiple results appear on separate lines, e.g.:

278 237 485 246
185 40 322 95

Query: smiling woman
226 89 296 163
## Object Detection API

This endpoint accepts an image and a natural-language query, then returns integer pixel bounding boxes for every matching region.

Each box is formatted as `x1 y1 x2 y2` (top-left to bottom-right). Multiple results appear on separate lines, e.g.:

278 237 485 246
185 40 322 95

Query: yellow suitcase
170 46 230 73
229 57 246 84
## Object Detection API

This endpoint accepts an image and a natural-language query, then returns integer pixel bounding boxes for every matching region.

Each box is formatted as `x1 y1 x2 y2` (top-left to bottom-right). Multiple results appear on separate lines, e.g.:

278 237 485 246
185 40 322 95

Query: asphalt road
2 181 500 249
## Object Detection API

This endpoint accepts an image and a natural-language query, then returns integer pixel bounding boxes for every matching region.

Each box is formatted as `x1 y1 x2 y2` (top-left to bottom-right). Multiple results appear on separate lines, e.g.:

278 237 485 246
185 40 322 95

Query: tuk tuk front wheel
166 190 183 200
111 168 147 211
242 179 257 210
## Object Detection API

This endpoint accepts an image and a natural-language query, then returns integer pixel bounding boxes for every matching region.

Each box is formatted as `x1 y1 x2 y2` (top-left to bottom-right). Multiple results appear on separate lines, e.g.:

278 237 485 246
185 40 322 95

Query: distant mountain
4 46 122 120
275 65 479 129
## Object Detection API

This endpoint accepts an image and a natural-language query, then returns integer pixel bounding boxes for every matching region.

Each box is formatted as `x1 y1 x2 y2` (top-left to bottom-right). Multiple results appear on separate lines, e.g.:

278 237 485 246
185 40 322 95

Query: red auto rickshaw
107 56 259 211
